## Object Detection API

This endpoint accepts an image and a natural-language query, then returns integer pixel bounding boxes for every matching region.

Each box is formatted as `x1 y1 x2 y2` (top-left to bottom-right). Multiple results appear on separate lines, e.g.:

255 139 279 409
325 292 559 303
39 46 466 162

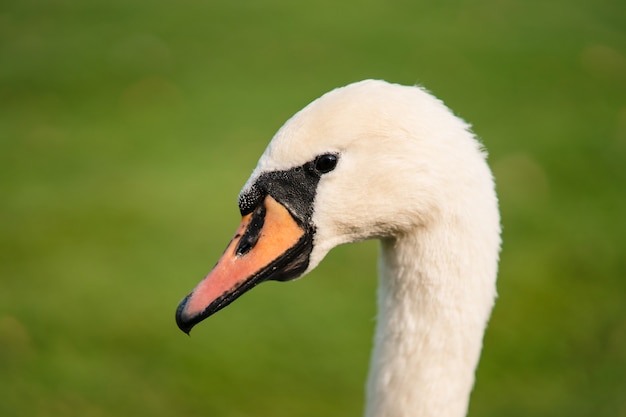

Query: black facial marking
238 153 340 224
238 185 264 216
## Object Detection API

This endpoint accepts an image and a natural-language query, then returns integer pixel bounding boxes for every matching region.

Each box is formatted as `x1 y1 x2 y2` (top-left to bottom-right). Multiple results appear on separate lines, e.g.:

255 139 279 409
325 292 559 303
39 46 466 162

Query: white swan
176 80 501 417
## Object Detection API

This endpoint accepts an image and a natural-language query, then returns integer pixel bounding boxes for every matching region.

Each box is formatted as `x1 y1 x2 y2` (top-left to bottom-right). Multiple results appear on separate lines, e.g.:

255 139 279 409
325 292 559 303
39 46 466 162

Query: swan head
176 79 497 333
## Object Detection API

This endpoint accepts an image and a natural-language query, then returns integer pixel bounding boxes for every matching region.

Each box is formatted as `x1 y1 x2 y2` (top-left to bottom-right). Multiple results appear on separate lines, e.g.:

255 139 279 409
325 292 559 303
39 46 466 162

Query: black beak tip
175 295 195 335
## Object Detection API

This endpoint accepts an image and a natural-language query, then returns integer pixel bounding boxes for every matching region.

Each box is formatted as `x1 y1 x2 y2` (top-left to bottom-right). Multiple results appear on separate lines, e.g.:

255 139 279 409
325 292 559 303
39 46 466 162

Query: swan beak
175 195 312 334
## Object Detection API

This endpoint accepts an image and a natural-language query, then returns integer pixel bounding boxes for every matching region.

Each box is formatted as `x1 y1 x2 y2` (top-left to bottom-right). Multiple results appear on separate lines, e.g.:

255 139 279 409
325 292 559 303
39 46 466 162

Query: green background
2 1 625 416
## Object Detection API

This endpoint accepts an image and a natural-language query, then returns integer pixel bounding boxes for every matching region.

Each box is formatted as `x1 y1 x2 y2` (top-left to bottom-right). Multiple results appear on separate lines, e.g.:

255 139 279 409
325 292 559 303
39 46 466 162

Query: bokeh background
1 0 625 416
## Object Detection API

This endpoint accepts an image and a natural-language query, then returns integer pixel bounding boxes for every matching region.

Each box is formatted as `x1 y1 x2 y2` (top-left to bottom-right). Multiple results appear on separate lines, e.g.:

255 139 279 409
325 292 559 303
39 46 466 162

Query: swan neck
364 226 497 417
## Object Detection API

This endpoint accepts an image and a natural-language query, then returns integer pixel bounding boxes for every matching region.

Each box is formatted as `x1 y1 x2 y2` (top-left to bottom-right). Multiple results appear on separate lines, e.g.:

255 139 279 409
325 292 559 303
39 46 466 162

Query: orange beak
176 195 312 334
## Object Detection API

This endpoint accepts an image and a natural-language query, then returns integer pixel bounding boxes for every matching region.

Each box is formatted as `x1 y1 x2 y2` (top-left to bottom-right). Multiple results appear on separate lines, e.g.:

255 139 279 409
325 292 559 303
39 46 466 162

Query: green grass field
1 1 625 416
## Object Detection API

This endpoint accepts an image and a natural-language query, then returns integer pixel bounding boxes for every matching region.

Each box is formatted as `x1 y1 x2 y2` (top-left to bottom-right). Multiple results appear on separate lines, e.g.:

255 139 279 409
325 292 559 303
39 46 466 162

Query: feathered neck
365 196 499 417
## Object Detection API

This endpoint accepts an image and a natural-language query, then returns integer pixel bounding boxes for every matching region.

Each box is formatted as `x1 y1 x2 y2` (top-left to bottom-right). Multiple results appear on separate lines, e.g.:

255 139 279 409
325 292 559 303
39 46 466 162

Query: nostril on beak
235 204 266 256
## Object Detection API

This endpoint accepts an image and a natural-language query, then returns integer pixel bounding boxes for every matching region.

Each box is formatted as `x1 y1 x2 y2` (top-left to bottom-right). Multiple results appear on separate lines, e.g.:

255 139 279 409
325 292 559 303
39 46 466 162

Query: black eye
314 154 338 174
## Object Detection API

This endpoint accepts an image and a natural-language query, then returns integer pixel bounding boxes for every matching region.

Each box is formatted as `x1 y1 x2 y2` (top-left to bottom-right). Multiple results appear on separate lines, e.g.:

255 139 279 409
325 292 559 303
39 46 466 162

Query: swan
175 79 501 417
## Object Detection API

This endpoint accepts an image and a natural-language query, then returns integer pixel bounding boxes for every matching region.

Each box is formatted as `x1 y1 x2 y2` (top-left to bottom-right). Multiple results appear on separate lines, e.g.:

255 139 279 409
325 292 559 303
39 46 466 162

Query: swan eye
314 154 338 174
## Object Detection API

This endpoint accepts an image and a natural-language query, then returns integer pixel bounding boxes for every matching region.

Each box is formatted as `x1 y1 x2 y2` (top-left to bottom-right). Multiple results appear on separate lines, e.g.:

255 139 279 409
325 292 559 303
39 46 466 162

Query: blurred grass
1 0 625 416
